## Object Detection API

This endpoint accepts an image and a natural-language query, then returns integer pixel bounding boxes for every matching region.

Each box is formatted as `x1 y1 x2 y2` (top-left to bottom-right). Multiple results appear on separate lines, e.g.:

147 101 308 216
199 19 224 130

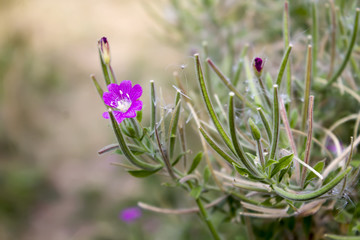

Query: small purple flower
102 80 143 123
253 57 265 77
98 37 111 65
119 207 142 223
326 139 344 155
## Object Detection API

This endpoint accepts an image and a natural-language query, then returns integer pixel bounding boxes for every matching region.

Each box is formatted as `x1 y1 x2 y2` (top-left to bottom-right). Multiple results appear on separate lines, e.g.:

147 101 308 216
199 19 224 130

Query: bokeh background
0 0 185 239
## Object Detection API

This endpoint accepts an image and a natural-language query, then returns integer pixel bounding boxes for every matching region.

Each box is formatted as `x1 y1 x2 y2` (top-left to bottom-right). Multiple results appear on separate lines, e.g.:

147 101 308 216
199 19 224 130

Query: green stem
311 0 318 78
199 127 239 166
326 8 360 88
195 198 221 240
257 76 271 107
108 65 117 84
257 107 272 141
150 80 156 138
301 96 314 188
154 126 176 180
283 1 292 103
206 58 257 111
301 45 312 132
98 49 111 86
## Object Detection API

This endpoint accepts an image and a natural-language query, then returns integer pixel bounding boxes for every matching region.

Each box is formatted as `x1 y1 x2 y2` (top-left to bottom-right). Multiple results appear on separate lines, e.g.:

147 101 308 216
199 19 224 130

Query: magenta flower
119 207 142 223
102 80 143 123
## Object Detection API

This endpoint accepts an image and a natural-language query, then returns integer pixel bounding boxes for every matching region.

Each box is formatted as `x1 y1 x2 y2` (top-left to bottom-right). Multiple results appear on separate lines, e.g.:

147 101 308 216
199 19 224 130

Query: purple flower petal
131 100 143 111
119 80 132 95
103 112 110 119
120 207 142 223
103 92 119 108
113 111 125 123
107 83 122 95
123 109 136 118
129 84 143 100
102 111 125 123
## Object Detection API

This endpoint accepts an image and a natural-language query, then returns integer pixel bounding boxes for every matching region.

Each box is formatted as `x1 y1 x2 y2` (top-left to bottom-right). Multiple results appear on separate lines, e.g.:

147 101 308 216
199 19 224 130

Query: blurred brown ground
0 0 181 239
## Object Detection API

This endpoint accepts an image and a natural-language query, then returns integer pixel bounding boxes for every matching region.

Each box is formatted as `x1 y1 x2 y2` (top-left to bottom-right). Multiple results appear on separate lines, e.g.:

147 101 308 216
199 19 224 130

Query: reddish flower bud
98 37 111 65
253 57 265 77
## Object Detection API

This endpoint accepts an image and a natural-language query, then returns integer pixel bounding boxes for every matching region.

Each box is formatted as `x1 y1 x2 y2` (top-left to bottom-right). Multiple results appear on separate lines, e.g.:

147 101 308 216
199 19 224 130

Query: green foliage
95 0 360 239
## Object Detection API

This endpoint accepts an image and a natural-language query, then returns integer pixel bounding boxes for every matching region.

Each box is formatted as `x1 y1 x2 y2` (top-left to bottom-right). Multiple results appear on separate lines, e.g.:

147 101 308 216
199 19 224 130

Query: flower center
116 99 132 112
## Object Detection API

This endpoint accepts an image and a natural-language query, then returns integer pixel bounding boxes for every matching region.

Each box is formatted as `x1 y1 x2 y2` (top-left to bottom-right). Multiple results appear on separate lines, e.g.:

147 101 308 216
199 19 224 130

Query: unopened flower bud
252 57 265 78
98 37 111 65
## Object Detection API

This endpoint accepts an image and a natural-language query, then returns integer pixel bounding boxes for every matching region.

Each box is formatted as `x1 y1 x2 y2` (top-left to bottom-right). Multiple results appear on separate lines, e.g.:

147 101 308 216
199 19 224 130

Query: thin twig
138 196 227 215
302 96 314 188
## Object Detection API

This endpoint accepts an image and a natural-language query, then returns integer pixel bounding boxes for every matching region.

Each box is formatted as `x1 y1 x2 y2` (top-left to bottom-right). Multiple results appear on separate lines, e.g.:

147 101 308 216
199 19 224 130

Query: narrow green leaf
169 92 182 159
276 45 293 88
326 8 360 88
248 118 261 140
194 54 236 154
199 127 239 165
228 92 260 176
108 111 161 171
188 152 203 174
290 109 298 128
304 161 325 187
265 159 277 169
270 154 294 178
323 167 341 185
273 167 352 201
190 186 202 199
128 168 161 178
172 151 189 167
91 75 104 100
233 163 263 180
207 57 257 111
257 107 272 141
203 166 211 184
269 85 280 160
278 165 290 182
136 110 143 122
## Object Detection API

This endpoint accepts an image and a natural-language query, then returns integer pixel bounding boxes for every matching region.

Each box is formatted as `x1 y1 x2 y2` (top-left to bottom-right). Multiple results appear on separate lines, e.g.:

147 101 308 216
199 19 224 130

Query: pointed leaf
136 110 143 122
128 168 161 178
188 152 203 174
265 159 277 168
203 166 211 184
190 186 202 199
304 161 325 187
270 154 294 178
